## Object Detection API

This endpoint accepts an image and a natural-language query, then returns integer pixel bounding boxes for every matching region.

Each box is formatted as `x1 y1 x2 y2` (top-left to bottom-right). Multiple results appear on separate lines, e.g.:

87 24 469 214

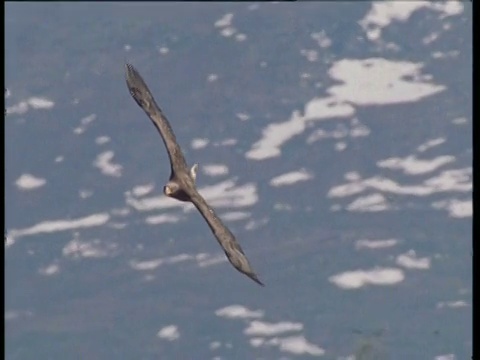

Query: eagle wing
187 187 264 286
125 63 188 173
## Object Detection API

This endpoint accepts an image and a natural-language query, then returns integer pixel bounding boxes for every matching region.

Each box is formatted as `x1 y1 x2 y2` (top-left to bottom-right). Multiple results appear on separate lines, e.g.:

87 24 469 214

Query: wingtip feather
250 274 265 287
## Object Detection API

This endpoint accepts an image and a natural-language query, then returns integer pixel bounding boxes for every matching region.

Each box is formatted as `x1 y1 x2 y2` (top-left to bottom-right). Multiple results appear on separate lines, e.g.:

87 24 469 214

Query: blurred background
5 2 471 359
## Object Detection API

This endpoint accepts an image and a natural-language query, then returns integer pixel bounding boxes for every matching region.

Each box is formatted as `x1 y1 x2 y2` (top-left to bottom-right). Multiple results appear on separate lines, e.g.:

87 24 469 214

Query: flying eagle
125 63 264 286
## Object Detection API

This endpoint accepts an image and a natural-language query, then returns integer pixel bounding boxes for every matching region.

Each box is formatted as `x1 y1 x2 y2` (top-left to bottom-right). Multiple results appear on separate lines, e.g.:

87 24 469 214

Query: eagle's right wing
125 63 188 173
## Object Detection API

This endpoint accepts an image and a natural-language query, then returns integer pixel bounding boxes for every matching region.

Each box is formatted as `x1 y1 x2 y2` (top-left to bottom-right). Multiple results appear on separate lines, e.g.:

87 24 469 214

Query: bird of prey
125 63 264 286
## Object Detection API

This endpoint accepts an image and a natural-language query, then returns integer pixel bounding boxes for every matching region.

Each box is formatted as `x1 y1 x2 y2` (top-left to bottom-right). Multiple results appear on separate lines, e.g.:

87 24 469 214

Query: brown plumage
125 63 264 286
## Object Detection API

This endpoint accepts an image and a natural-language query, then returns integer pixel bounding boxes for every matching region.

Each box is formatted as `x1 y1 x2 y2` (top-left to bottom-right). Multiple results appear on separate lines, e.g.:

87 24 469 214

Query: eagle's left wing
187 187 264 286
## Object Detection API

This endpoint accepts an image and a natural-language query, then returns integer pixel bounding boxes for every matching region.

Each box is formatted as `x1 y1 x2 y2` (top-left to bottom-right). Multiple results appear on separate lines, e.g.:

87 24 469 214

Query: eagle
125 63 264 286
